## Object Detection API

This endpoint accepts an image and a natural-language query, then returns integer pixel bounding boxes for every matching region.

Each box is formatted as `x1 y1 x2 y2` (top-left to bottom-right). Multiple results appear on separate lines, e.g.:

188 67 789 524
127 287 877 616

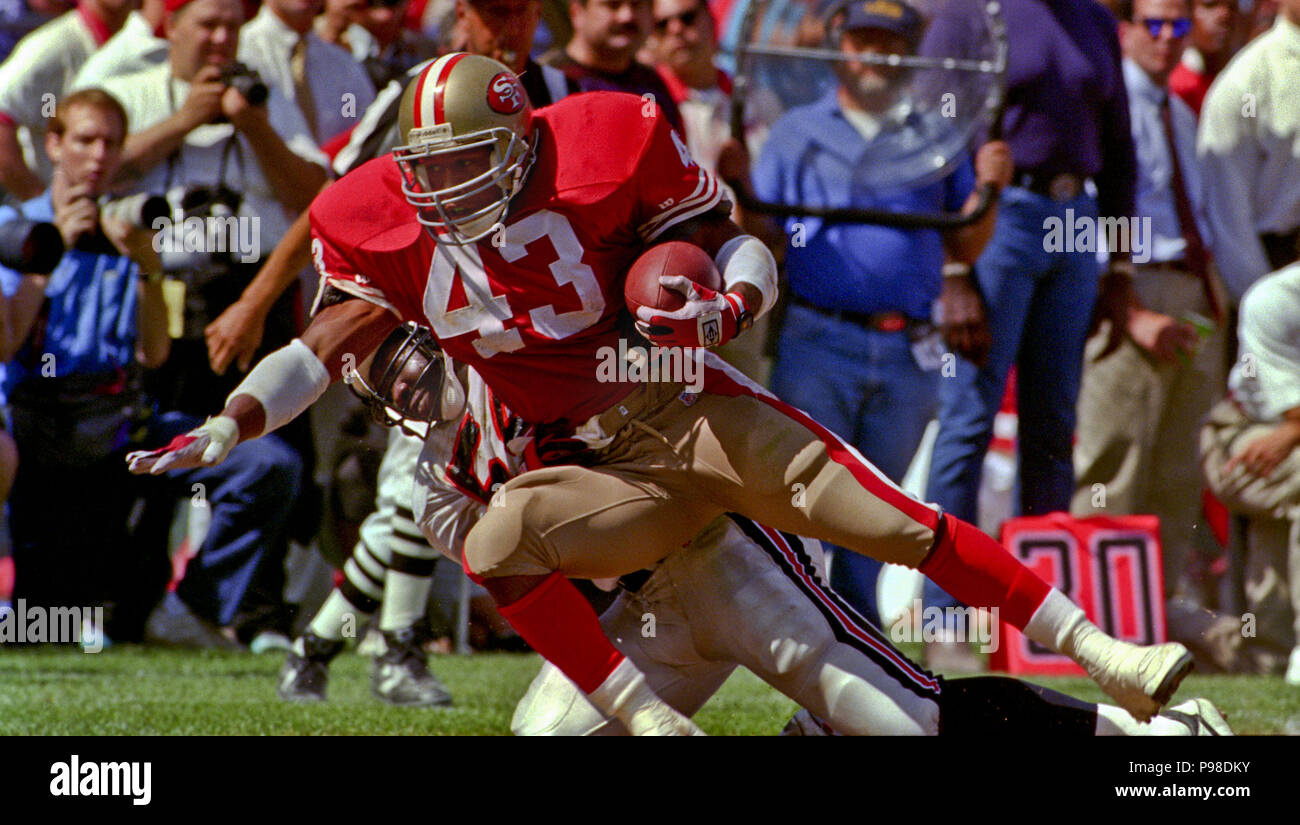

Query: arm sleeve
1197 74 1271 301
1238 270 1300 420
944 156 976 213
1094 21 1137 222
633 108 725 242
0 37 55 128
308 212 400 317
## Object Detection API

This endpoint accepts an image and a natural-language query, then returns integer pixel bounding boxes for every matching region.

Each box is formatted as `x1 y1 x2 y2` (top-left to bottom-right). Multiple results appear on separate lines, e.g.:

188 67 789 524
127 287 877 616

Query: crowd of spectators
0 0 1294 694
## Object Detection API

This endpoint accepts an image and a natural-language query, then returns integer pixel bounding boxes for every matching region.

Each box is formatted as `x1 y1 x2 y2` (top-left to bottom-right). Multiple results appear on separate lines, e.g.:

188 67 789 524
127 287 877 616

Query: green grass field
2 645 1298 735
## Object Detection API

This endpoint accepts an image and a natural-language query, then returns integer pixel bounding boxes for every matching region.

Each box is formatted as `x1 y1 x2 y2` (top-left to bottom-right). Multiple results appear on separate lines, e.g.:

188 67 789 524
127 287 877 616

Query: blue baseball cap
828 0 924 44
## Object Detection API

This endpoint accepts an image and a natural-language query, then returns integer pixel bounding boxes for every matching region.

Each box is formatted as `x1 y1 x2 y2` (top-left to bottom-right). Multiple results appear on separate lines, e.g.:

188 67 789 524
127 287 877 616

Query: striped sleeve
633 108 725 242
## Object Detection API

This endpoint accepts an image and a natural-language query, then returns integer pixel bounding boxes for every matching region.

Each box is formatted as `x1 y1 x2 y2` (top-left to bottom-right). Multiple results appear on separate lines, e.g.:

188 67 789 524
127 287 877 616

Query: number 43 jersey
310 91 725 427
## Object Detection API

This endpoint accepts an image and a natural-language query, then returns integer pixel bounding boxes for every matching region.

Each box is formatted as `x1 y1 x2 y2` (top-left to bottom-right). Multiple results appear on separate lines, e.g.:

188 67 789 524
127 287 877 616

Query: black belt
1260 229 1300 272
1015 170 1087 202
792 295 928 335
618 569 654 594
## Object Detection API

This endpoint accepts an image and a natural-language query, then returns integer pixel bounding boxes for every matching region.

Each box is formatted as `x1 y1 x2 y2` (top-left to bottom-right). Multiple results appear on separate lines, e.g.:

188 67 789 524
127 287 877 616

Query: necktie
291 36 319 143
1159 95 1221 323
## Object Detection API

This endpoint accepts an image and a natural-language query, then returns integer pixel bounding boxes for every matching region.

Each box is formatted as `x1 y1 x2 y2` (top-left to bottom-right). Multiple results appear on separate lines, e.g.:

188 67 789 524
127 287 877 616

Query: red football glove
634 275 747 348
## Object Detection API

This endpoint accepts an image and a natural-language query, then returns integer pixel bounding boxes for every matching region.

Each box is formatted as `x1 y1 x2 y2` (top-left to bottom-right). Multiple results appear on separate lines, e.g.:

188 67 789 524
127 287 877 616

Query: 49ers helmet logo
487 72 525 114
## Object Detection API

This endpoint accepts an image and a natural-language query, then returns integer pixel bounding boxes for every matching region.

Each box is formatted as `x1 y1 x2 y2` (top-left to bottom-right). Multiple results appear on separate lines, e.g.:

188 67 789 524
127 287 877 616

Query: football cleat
1160 698 1233 736
626 701 707 736
277 632 344 703
1080 638 1194 722
371 626 453 707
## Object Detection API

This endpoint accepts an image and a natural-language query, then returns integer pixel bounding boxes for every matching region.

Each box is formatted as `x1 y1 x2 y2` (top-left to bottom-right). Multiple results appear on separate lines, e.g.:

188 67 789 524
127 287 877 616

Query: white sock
1022 589 1088 654
309 590 368 641
378 570 433 632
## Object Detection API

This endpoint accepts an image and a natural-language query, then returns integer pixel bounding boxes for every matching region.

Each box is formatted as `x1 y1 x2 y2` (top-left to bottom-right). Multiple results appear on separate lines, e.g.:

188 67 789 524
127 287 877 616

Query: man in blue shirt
753 0 1010 624
0 88 302 645
923 0 1138 537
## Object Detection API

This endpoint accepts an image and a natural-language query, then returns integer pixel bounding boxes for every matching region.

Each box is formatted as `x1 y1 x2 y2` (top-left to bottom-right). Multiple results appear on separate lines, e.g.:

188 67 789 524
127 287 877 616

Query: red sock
919 513 1050 630
496 572 624 693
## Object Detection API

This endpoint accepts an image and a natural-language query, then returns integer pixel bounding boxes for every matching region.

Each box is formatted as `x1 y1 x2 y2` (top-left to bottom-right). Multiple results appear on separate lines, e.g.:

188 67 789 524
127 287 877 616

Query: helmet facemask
395 125 535 244
345 323 467 440
394 55 538 245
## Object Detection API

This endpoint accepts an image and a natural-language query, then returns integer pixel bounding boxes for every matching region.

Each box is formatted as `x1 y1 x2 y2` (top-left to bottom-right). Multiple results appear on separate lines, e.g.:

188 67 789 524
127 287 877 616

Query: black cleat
277 633 344 703
371 626 453 707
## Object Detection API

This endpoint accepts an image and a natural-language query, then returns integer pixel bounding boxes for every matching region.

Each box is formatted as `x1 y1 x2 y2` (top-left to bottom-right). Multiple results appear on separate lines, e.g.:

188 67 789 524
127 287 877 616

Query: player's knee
462 487 546 577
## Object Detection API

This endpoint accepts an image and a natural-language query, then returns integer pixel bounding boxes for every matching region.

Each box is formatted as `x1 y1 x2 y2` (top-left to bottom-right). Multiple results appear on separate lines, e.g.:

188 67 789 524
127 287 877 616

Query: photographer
100 0 328 415
96 0 329 644
0 89 302 644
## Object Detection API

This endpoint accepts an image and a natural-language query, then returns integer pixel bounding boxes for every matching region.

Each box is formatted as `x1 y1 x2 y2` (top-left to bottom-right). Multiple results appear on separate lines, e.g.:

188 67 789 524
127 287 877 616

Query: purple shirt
925 0 1136 219
543 52 686 134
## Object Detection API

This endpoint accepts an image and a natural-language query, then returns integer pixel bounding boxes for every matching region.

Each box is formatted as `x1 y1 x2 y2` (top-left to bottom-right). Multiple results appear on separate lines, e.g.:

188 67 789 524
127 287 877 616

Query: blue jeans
149 412 302 626
927 187 1101 527
771 303 938 624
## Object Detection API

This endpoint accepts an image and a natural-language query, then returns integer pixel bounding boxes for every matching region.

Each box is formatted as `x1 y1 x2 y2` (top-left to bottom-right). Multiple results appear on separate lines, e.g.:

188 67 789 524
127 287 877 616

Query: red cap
164 0 197 13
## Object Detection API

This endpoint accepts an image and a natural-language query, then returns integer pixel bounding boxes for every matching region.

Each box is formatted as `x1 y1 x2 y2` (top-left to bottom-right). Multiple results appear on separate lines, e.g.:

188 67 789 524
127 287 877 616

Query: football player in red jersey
128 53 1196 735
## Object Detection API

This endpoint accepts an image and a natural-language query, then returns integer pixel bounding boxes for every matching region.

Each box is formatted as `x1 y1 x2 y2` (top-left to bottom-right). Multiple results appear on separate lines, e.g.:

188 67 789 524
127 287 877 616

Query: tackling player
128 55 1197 735
312 320 1236 736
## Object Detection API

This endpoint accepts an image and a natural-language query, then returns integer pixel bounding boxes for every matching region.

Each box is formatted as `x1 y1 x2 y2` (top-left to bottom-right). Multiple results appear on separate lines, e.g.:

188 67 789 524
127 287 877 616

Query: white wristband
715 235 777 319
226 338 331 434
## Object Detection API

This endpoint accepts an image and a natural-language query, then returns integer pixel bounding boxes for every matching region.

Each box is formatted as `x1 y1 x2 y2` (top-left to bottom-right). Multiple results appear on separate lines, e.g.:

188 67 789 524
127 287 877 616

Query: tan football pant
462 354 941 580
1071 264 1226 597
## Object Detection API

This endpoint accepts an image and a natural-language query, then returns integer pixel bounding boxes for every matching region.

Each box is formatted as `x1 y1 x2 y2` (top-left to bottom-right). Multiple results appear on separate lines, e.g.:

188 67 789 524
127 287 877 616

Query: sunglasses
654 6 705 31
367 0 406 8
1141 16 1192 38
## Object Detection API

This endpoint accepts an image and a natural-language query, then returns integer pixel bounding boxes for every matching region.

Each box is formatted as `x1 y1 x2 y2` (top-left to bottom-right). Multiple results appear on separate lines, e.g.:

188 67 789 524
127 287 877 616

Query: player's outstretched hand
126 417 240 475
634 276 744 349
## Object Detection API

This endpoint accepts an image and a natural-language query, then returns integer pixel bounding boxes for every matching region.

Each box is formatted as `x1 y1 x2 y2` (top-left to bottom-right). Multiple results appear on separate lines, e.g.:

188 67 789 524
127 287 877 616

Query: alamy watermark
0 600 106 652
889 599 999 654
151 215 261 264
596 338 704 393
1042 210 1153 263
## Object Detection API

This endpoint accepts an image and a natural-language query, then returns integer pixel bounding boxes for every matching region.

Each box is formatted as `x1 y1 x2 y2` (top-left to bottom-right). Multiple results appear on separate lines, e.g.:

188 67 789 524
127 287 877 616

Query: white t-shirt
238 6 376 145
1229 262 1300 422
1197 15 1300 299
99 61 328 262
0 8 100 184
71 11 169 92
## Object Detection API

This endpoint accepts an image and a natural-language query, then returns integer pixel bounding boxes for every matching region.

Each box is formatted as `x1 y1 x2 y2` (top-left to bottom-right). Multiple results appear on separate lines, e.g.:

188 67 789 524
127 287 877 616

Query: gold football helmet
394 53 537 244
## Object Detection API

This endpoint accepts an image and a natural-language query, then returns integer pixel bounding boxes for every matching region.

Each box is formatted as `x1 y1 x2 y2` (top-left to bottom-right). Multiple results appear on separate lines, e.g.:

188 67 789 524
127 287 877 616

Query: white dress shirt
99 61 328 259
238 5 377 145
71 11 169 91
1197 14 1300 300
1123 57 1210 264
1229 263 1300 421
0 9 100 184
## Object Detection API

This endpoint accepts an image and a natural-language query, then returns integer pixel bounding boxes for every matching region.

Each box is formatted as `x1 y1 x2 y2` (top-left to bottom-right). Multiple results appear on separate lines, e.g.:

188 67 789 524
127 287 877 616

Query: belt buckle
1048 173 1081 202
875 314 907 333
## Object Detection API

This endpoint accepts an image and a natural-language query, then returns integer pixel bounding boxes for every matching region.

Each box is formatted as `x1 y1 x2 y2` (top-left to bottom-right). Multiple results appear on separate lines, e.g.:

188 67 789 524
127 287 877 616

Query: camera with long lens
178 183 243 267
0 218 65 274
218 61 269 107
100 193 170 229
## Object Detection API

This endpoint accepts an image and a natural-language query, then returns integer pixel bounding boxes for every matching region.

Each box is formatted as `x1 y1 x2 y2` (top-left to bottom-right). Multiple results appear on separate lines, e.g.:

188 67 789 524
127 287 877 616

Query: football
624 241 723 316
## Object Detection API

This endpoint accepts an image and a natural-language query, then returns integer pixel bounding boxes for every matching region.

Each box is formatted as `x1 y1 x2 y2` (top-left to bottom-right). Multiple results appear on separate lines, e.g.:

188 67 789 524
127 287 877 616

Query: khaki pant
1200 398 1300 657
462 354 940 580
1071 264 1226 598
